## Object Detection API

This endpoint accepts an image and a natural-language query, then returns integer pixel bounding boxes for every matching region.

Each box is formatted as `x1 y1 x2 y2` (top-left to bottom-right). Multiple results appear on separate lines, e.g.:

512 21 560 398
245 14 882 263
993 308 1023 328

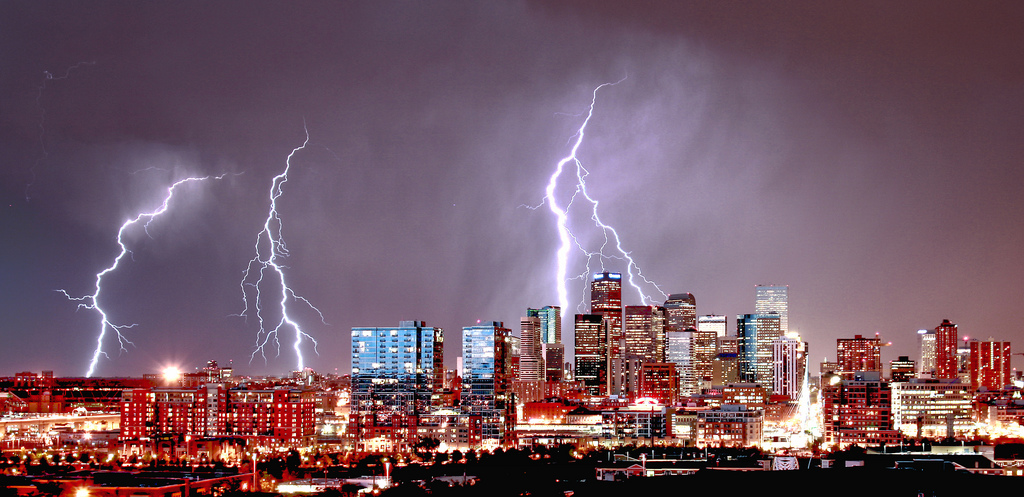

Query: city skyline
2 2 1023 377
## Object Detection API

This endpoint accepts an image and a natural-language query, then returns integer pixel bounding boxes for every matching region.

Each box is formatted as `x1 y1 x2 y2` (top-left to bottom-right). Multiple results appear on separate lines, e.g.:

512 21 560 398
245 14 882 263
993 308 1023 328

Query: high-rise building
574 314 606 396
935 320 959 380
351 321 444 418
891 378 973 438
918 329 937 376
638 363 678 405
754 285 789 334
772 336 800 397
664 293 697 332
821 371 900 449
591 272 623 395
736 314 782 386
692 327 718 389
969 339 1011 391
667 329 697 397
713 337 740 386
837 334 883 378
528 306 563 382
889 356 917 382
461 321 514 448
528 306 561 345
544 343 564 382
518 315 545 382
698 315 728 338
624 305 666 363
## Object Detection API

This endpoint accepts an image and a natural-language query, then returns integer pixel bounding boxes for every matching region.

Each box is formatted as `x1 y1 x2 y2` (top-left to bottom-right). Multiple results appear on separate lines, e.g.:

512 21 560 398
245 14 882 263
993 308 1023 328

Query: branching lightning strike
239 126 325 370
27 61 96 202
59 173 226 377
530 79 667 313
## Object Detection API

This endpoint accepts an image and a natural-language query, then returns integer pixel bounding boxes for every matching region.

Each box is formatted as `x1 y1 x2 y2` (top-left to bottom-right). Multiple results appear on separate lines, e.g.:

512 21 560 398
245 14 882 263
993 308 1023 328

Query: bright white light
162 367 181 383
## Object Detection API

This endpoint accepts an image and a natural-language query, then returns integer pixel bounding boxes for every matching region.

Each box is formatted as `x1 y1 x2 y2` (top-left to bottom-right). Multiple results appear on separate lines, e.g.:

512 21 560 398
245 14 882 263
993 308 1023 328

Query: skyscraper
837 334 883 378
351 321 444 418
664 293 697 332
773 336 800 397
755 285 789 334
698 315 728 338
518 315 545 382
461 321 513 448
667 329 696 397
545 343 565 382
574 314 606 396
935 319 959 380
736 313 782 386
529 306 562 381
591 272 623 395
969 339 1011 391
918 329 937 377
529 306 561 345
624 305 665 363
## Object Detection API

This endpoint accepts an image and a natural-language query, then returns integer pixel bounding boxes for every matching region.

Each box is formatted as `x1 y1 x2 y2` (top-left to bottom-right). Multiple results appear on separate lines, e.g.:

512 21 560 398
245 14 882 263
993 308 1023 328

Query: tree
434 451 449 465
414 437 440 463
285 449 302 472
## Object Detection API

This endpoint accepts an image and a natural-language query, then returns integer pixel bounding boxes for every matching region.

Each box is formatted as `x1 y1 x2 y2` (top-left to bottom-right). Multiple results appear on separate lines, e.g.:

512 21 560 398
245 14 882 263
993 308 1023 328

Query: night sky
2 1 1023 378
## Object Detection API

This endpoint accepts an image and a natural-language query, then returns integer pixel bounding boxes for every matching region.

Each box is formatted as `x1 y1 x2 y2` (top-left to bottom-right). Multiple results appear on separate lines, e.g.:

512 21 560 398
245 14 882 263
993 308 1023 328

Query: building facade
837 334 883 378
461 321 514 448
754 285 788 334
935 320 959 380
736 314 782 386
969 339 1011 391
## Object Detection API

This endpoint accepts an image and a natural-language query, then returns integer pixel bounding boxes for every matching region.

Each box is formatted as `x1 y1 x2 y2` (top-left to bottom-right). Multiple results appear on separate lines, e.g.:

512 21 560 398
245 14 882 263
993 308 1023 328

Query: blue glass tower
461 321 512 448
351 320 444 418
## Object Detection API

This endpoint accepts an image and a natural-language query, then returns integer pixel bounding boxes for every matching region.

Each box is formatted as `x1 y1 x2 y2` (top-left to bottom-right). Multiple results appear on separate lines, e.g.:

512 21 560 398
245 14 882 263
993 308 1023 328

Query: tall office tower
754 285 789 334
351 321 444 418
507 335 521 381
786 331 809 395
713 336 740 385
529 306 563 381
591 272 623 395
652 306 667 362
717 336 739 354
889 356 917 382
935 319 959 379
736 313 782 386
574 314 606 396
528 306 562 345
462 321 513 448
639 363 679 405
664 293 697 331
624 305 666 363
667 329 697 397
698 315 728 338
591 271 623 348
693 326 718 389
773 336 800 397
969 339 1011 391
837 334 883 377
918 329 937 376
518 315 545 382
545 343 564 382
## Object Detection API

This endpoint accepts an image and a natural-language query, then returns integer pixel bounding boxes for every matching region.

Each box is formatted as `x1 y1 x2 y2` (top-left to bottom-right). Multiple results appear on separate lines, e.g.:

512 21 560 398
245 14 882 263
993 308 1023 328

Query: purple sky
1 1 1023 377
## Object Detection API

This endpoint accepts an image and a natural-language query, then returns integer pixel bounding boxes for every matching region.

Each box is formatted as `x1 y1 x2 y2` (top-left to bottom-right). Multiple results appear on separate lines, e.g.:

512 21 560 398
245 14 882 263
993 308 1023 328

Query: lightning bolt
530 78 667 314
27 61 96 201
239 125 325 370
59 173 226 377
